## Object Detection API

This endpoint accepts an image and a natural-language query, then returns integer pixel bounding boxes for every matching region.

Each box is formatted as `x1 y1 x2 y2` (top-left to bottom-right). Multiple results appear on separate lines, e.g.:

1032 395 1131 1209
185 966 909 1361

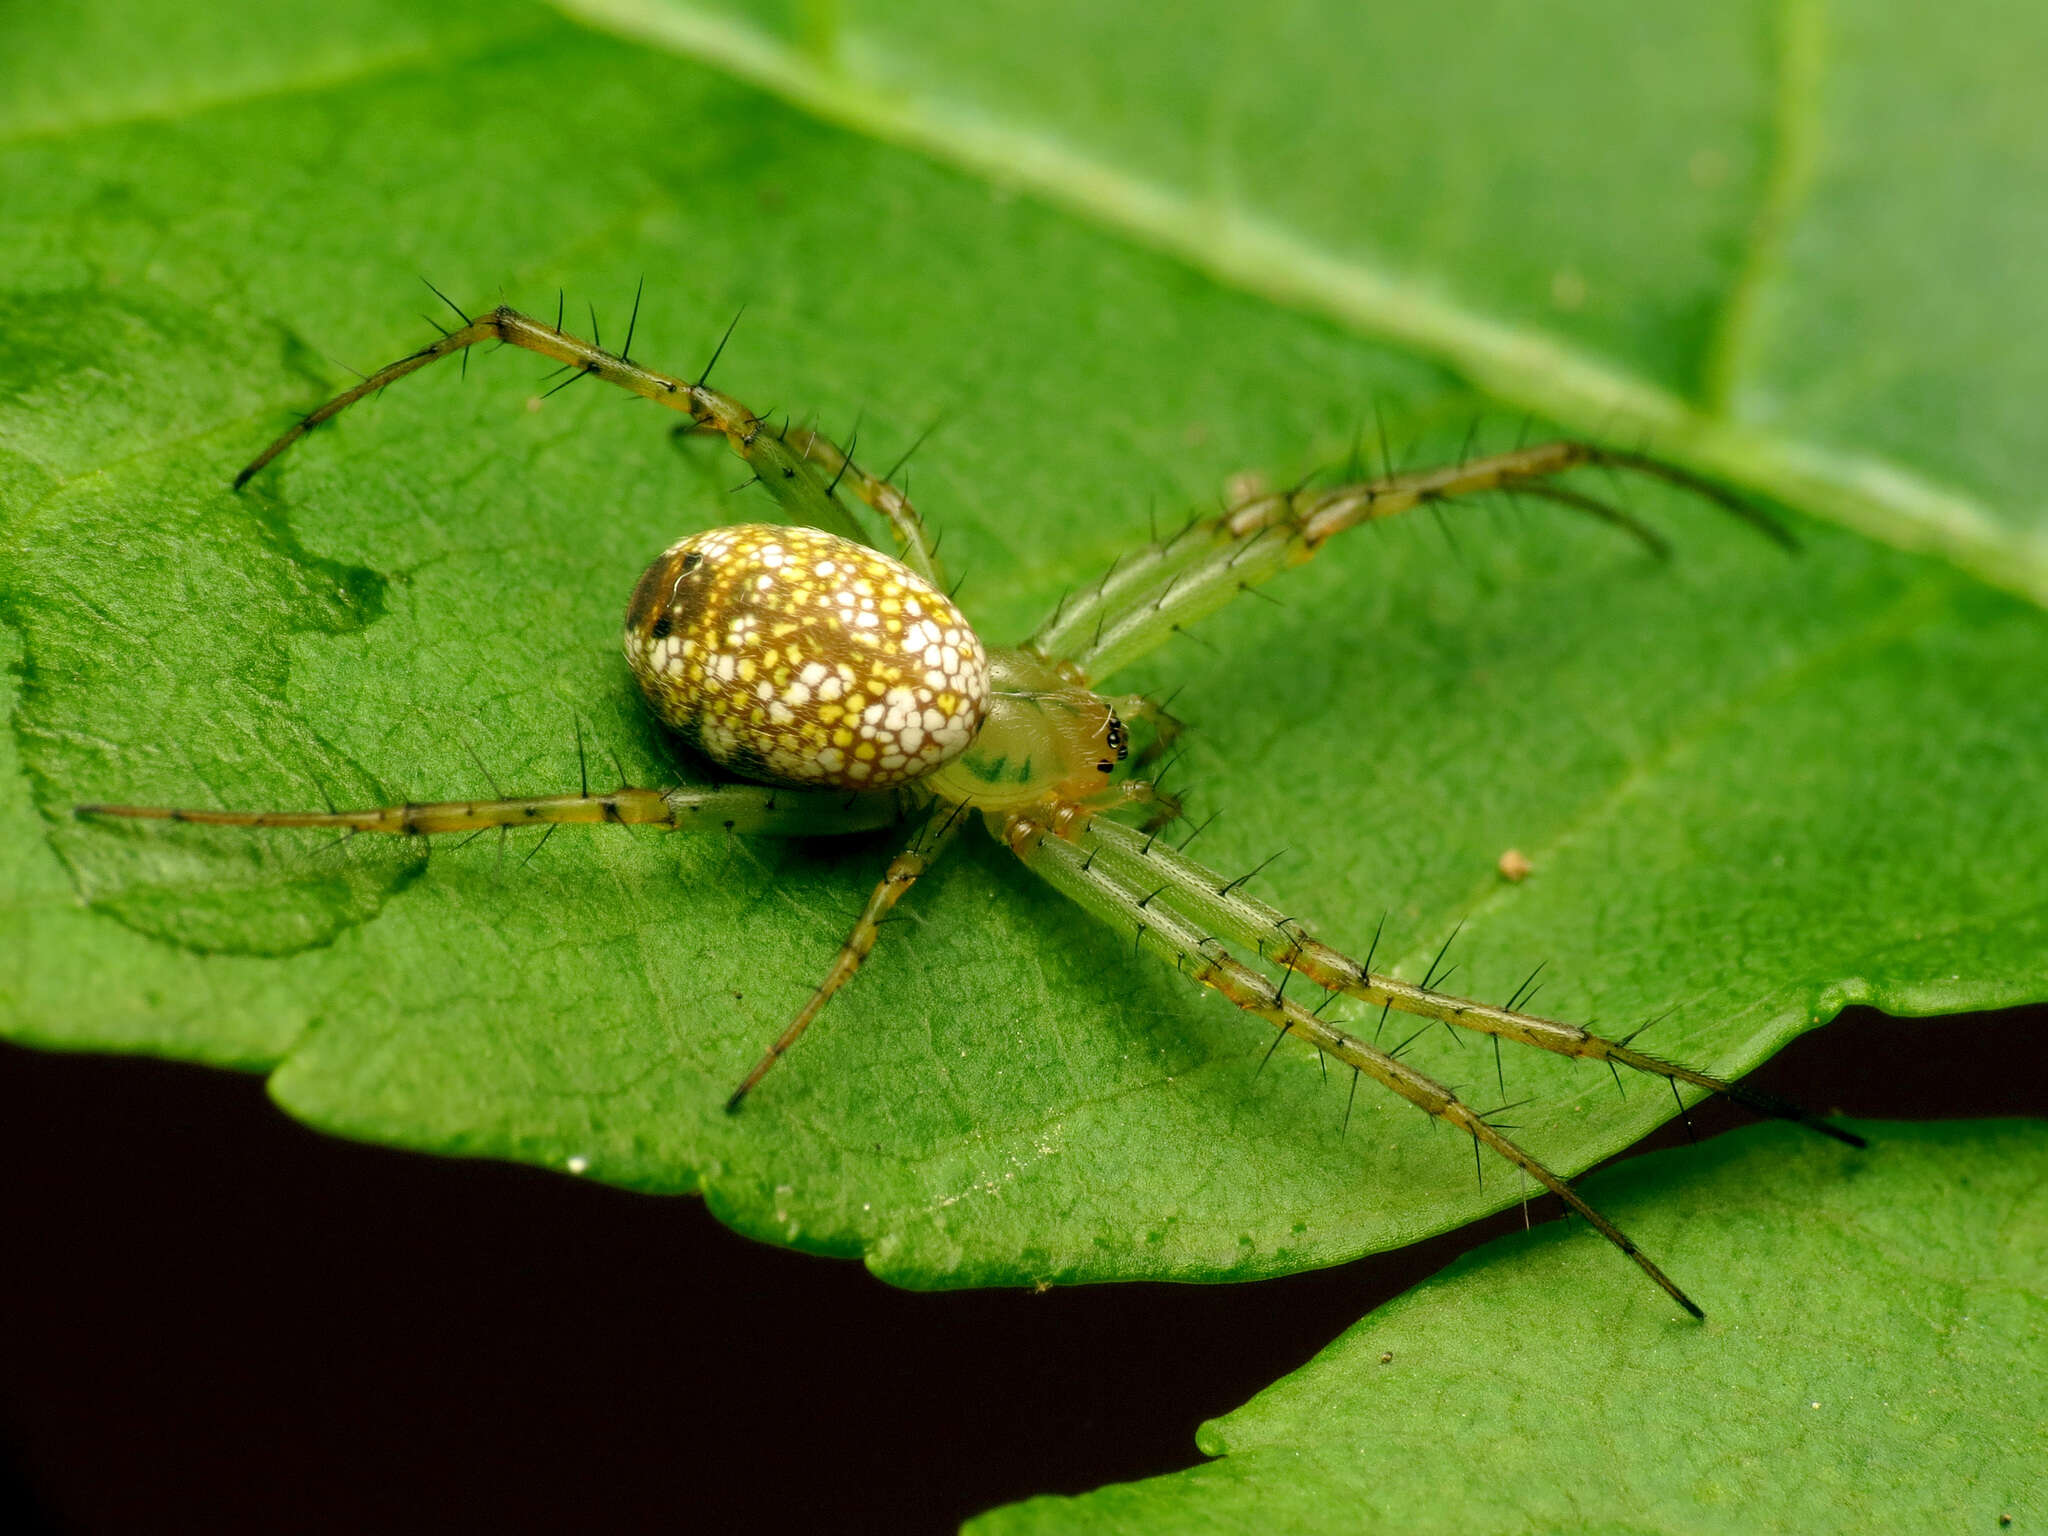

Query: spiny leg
76 781 915 840
1078 816 1864 1147
676 415 945 587
235 300 885 556
725 800 969 1111
1005 810 1707 1319
1029 440 1795 684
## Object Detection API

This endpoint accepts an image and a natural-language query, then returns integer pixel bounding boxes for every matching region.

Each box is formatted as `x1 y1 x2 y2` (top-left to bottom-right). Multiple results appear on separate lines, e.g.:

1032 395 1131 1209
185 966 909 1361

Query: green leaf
3 0 2044 1311
971 1120 2048 1534
562 0 2048 602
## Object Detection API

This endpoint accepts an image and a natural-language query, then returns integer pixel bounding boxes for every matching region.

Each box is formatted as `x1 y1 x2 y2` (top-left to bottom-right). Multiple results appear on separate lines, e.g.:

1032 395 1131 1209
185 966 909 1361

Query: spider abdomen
624 523 989 788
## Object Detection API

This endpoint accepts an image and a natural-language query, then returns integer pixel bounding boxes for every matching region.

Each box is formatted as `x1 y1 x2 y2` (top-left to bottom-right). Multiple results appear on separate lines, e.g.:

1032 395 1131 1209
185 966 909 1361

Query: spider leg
1030 441 1795 685
1077 816 1865 1149
1004 809 1706 1319
75 782 913 839
779 421 944 588
725 801 968 1111
1072 775 1184 832
235 304 883 553
671 415 945 586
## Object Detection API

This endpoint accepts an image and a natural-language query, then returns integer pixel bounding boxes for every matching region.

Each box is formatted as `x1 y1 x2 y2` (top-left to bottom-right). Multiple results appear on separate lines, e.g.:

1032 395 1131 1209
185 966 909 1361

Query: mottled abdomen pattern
624 524 989 788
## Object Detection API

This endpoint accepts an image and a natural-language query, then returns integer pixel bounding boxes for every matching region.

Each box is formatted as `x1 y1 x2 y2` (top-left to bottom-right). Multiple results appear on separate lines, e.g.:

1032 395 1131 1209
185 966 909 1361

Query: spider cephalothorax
80 293 1859 1320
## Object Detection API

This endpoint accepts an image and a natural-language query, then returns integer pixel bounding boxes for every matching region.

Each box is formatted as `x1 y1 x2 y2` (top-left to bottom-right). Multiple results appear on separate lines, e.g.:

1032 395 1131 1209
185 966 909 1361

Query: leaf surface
973 1120 2048 1534
2 0 2043 1301
564 0 2048 600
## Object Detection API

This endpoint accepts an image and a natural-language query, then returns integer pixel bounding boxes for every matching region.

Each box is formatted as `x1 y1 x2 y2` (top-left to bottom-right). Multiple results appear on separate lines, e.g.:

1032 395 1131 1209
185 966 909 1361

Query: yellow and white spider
80 290 1861 1318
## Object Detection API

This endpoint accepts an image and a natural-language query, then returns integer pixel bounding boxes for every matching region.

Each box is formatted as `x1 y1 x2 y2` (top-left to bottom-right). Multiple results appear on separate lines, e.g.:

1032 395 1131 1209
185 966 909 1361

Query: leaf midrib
545 0 2048 610
0 20 534 152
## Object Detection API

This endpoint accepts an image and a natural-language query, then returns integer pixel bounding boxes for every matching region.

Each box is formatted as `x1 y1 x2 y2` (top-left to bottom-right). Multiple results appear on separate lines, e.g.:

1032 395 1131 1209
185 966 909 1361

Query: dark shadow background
2 1002 2042 1535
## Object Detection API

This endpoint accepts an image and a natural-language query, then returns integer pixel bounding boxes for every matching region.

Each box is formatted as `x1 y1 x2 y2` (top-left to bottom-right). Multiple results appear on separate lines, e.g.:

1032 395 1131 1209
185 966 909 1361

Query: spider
78 287 1863 1319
